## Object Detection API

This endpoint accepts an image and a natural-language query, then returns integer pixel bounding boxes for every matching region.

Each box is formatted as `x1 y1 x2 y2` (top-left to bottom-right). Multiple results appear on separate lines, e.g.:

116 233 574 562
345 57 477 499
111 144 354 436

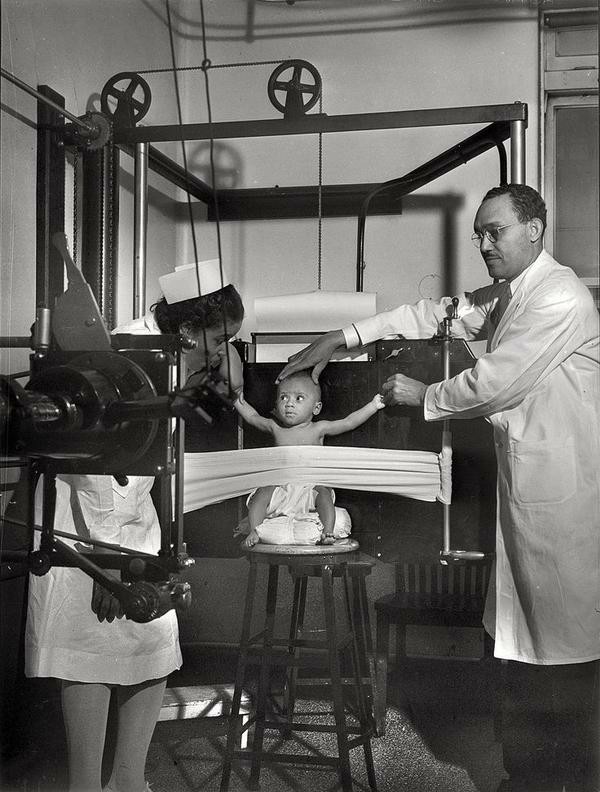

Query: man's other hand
381 373 428 407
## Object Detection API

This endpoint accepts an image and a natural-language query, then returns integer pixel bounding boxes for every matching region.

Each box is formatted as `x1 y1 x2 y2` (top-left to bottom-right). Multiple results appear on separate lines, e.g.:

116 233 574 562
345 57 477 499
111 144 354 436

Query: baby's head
274 371 322 427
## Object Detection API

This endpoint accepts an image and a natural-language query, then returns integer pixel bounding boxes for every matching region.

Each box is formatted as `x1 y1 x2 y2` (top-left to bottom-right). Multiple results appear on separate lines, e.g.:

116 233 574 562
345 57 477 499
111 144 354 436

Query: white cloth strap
183 445 451 512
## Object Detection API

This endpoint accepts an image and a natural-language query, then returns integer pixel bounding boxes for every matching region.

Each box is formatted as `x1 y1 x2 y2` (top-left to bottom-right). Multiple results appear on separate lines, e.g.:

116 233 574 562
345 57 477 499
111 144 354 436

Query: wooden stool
220 540 377 792
159 684 253 749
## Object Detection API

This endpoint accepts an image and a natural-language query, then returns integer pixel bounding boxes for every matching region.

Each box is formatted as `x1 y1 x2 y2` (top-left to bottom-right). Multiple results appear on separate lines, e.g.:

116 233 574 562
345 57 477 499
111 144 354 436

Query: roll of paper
254 290 377 333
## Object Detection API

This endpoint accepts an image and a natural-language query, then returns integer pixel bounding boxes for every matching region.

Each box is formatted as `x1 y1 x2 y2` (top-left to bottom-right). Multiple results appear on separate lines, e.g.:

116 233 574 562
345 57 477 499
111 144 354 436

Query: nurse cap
158 259 231 304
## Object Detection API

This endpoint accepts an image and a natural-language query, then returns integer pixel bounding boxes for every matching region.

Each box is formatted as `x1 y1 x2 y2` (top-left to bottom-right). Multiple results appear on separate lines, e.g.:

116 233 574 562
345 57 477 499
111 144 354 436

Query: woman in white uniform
25 260 244 792
279 185 600 791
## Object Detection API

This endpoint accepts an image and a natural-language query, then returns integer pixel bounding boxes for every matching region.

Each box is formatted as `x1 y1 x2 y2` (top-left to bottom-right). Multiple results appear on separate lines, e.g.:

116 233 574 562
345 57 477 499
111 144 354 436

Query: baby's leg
247 486 276 531
315 486 336 544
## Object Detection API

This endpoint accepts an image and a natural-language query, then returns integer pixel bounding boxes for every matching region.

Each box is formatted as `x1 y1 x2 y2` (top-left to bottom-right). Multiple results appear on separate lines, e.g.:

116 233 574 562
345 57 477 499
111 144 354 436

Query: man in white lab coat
278 184 599 792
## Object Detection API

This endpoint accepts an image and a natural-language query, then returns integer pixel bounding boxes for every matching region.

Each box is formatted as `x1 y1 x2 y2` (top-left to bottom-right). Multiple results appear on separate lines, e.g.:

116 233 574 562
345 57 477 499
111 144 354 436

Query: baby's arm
318 394 385 437
234 393 276 434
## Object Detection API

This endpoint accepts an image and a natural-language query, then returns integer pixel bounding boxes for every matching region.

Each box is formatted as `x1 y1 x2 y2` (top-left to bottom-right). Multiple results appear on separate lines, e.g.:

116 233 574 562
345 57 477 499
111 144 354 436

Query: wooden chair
373 557 493 735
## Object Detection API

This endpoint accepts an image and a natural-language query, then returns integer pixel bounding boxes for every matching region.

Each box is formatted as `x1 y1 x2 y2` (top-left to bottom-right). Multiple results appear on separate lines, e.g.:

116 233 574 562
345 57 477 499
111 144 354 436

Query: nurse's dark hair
482 183 547 232
151 284 244 335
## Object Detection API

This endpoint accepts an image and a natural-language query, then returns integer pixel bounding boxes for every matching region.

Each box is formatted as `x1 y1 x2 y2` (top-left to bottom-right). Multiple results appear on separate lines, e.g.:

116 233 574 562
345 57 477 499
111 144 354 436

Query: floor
1 645 507 792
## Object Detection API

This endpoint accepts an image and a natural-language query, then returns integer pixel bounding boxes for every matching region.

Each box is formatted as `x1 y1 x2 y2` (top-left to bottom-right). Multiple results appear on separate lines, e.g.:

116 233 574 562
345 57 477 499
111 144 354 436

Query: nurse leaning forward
25 259 245 792
279 184 599 792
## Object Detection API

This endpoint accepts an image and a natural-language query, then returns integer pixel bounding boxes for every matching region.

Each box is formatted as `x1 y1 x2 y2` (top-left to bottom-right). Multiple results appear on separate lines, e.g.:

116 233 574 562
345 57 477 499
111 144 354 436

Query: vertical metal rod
174 349 186 554
133 142 149 319
442 331 452 554
510 120 526 184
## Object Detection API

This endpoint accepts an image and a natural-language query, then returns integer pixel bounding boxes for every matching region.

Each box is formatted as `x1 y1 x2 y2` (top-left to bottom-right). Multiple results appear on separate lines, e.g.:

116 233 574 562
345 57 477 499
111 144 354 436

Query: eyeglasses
471 223 522 247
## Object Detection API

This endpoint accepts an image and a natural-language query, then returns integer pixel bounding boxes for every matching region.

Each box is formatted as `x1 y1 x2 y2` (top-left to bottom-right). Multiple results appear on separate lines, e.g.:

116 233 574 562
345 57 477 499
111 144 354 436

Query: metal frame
113 98 526 304
118 101 526 226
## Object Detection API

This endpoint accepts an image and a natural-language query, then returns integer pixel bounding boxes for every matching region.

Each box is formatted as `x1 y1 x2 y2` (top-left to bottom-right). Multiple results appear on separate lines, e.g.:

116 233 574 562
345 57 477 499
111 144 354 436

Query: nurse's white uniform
25 312 182 684
346 251 600 666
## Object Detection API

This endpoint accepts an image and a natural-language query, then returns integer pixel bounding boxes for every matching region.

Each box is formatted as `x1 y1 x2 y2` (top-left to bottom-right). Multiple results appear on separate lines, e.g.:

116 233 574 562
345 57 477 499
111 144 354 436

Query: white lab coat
352 251 600 665
25 312 182 684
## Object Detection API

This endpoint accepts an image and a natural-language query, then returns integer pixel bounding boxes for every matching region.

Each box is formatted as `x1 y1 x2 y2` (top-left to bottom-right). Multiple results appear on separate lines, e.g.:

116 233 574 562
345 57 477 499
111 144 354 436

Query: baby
234 371 384 548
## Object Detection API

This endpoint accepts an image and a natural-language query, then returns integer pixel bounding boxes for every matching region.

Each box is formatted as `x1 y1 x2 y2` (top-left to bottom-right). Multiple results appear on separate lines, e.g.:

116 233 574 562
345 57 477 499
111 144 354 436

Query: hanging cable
198 0 232 387
165 0 209 361
317 93 323 291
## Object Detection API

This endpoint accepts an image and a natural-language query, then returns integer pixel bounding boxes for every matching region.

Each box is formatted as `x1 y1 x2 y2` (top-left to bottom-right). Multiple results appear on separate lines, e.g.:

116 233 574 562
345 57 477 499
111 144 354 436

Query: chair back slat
396 559 492 599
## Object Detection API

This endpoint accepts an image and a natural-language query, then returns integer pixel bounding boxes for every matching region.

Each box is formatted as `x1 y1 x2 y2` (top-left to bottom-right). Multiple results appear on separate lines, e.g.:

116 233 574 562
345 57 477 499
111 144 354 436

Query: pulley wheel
101 72 152 126
267 60 322 117
77 111 112 150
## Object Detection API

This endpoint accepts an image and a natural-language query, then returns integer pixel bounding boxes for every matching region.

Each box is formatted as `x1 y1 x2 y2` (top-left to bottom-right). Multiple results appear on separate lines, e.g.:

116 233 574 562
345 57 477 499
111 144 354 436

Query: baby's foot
243 529 260 548
320 534 336 545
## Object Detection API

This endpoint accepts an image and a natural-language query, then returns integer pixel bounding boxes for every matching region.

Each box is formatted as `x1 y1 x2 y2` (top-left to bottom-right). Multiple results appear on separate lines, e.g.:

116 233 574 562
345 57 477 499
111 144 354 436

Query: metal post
442 330 452 555
510 120 526 184
36 86 65 309
133 142 149 319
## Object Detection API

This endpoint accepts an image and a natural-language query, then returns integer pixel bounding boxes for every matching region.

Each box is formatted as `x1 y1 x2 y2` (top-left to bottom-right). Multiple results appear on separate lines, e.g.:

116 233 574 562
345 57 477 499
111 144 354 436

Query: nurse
25 259 244 792
279 184 600 792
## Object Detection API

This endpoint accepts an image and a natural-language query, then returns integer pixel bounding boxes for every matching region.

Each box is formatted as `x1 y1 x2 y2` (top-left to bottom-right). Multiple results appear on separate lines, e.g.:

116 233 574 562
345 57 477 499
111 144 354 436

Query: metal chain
98 145 105 311
72 147 80 265
137 59 288 74
105 137 115 329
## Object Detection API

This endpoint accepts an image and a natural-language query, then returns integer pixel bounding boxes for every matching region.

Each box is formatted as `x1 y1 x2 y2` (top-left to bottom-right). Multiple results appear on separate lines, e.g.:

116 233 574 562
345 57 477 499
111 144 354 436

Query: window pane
556 26 598 57
555 105 599 278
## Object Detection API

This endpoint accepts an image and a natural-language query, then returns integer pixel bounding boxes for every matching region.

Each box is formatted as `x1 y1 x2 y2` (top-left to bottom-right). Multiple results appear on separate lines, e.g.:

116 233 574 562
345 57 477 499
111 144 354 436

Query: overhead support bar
210 120 512 222
209 183 404 221
355 121 512 290
114 102 528 145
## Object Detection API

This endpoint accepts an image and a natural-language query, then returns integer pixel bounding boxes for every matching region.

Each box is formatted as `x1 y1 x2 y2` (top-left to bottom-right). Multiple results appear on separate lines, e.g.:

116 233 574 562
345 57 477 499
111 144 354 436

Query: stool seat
245 538 359 556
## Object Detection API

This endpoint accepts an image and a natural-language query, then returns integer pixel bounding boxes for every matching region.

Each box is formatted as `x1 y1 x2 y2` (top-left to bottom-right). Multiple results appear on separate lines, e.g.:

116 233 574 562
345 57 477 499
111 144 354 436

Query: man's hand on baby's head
277 330 345 384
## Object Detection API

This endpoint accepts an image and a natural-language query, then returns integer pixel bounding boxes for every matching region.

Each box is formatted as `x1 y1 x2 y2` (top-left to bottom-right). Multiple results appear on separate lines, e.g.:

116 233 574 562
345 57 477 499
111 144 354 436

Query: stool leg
322 564 353 792
221 562 259 792
349 569 377 726
343 570 377 792
283 574 307 736
374 609 390 738
248 562 279 790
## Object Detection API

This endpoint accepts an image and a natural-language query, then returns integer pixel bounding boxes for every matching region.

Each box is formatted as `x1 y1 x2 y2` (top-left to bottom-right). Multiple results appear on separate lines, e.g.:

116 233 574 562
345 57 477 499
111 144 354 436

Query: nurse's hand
91 579 125 623
75 542 125 622
381 374 428 407
215 343 243 397
277 330 345 383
